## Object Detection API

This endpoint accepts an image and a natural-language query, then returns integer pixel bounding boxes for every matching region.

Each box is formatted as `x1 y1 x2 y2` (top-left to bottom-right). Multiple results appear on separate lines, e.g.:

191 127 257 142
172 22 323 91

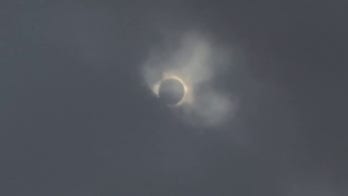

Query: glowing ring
152 73 192 107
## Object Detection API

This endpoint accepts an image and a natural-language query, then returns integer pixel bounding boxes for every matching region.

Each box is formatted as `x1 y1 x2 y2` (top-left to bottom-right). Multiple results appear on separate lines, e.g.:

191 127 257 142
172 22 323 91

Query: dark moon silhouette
158 78 185 106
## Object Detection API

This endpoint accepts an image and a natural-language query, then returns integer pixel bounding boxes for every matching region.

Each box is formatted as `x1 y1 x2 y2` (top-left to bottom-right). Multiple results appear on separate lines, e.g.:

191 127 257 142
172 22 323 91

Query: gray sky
1 0 348 195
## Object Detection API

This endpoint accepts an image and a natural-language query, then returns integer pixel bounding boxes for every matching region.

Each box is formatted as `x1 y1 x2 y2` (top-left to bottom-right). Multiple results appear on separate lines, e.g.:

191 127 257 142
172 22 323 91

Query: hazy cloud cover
1 0 347 195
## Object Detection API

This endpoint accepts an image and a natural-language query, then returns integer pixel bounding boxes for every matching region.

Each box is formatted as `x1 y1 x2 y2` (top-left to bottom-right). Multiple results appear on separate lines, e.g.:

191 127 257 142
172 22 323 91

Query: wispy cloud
142 31 238 127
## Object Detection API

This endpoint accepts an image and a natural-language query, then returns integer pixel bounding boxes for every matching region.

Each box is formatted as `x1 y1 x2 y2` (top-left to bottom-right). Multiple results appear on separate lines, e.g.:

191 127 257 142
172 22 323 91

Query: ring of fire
152 72 193 107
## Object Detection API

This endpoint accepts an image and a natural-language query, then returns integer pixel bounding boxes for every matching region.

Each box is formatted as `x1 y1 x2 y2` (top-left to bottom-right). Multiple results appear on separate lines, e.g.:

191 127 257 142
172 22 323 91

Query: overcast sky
1 0 348 195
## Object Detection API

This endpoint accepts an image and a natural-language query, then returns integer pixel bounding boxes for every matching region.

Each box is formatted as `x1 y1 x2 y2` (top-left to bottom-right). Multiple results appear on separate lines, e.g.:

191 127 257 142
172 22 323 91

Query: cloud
142 31 238 127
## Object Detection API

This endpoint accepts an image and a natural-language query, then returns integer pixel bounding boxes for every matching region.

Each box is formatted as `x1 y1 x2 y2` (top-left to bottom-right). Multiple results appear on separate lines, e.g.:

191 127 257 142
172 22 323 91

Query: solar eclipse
152 73 192 107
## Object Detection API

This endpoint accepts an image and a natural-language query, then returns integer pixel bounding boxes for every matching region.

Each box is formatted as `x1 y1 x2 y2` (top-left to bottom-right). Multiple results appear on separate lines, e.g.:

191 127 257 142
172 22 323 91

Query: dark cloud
1 0 347 195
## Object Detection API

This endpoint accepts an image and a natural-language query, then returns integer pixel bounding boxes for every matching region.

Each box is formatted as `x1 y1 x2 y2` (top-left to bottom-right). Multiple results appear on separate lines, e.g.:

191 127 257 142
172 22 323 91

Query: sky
1 0 348 195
